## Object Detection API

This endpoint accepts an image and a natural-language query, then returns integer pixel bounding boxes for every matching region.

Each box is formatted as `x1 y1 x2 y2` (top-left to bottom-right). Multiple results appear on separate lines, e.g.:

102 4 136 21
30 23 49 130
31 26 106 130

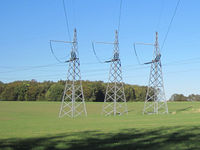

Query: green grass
0 101 200 150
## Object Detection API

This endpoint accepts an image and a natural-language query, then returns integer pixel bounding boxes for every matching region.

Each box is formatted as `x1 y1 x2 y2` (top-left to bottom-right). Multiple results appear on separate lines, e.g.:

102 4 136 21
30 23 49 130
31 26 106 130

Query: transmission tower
59 28 87 118
102 30 128 116
143 32 168 114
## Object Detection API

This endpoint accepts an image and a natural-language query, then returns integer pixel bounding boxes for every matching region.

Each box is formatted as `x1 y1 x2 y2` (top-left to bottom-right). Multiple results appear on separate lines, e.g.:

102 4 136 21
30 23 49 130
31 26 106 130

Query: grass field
0 101 200 150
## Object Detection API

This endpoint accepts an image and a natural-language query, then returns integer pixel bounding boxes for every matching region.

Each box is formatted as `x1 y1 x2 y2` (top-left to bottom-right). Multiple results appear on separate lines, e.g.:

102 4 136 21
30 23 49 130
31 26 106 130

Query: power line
7 57 200 75
49 0 73 63
91 0 124 64
2 56 200 81
91 41 115 63
118 0 123 34
62 0 71 41
49 40 66 63
2 55 200 74
133 43 154 65
0 62 64 73
156 0 165 30
161 0 181 50
91 42 104 63
133 44 141 65
3 66 200 83
71 0 77 29
163 58 200 66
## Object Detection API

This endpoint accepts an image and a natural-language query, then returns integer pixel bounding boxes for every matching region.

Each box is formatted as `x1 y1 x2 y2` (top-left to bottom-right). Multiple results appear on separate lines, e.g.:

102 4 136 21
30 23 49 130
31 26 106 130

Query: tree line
0 80 147 102
0 80 199 102
169 93 200 102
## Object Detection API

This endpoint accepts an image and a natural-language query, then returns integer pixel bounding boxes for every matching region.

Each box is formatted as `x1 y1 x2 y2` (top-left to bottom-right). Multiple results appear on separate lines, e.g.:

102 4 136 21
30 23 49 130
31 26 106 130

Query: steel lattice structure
102 30 128 116
143 32 168 114
59 29 87 118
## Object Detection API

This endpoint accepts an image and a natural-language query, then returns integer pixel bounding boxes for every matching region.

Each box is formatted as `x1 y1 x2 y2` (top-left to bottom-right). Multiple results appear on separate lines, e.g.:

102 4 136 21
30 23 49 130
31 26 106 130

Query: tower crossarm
50 40 74 44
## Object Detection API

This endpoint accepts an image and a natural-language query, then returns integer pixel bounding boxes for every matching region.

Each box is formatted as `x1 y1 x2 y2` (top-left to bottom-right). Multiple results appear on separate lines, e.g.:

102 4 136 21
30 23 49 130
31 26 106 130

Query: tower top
73 28 77 43
156 31 158 42
115 30 119 44
155 31 159 49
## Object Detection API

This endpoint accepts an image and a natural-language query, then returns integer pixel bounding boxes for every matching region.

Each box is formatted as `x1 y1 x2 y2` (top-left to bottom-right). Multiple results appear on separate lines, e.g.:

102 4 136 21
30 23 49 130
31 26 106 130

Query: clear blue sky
0 0 200 99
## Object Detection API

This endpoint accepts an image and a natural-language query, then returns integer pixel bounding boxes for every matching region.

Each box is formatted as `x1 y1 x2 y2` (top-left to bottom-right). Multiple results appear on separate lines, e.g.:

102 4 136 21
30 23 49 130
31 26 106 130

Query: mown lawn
0 101 200 150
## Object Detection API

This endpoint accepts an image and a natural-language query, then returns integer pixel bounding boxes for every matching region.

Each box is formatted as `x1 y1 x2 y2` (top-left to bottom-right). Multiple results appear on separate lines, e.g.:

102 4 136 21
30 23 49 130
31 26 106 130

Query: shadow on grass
175 106 193 113
0 126 200 150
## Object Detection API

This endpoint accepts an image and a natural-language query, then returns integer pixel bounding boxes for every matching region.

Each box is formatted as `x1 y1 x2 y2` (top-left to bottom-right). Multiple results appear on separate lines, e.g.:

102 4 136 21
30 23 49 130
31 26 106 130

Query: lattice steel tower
59 29 87 118
143 32 168 114
103 30 128 116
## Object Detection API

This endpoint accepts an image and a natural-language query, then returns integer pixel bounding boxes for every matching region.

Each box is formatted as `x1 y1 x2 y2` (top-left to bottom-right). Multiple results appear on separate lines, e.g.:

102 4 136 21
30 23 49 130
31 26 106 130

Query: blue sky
0 0 200 99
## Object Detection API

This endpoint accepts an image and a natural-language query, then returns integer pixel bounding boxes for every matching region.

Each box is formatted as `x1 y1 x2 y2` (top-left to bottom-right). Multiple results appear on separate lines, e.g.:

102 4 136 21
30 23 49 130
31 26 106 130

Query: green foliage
89 81 105 102
133 85 147 101
170 93 200 102
45 84 64 101
0 80 148 102
0 81 4 99
0 83 18 101
124 84 136 101
15 82 29 101
188 94 200 101
37 81 53 101
25 81 39 101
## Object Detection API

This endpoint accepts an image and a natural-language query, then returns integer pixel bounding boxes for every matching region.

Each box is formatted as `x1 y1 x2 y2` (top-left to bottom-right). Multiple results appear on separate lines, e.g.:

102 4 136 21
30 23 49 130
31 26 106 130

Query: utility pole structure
143 32 168 114
102 30 128 116
58 28 87 118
